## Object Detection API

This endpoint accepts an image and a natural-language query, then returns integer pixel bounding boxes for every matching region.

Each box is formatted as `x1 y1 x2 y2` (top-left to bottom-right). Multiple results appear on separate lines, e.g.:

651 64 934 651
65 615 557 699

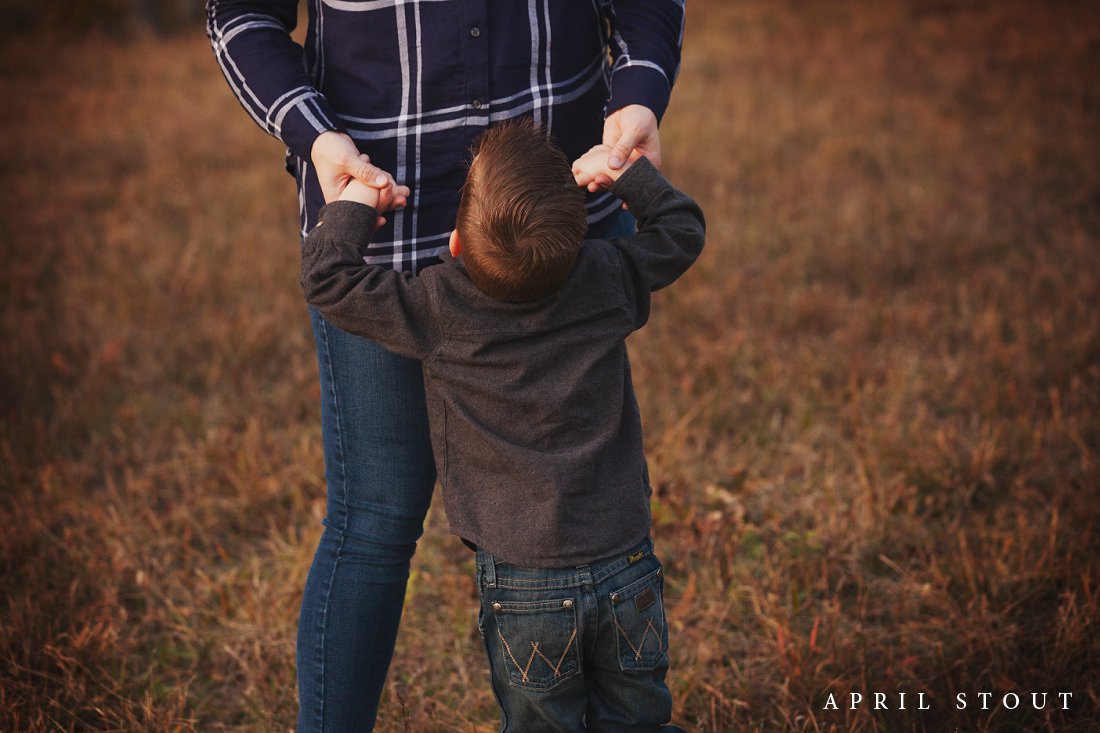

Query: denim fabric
589 208 638 240
476 539 686 733
297 306 437 733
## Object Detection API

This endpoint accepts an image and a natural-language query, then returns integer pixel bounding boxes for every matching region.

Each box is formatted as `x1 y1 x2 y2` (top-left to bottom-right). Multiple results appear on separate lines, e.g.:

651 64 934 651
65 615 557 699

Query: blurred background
4 0 202 40
1 1 1097 731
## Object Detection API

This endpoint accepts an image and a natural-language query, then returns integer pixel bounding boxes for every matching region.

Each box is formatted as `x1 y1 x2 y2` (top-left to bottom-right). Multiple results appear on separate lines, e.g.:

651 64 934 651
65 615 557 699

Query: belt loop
478 547 498 587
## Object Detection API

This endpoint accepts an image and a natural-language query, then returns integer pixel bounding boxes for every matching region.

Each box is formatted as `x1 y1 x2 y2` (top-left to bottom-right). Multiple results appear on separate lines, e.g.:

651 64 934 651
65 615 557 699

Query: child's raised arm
600 158 706 330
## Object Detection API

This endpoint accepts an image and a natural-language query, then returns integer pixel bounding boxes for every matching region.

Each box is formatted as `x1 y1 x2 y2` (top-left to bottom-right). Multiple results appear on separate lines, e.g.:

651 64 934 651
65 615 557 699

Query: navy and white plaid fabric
207 0 684 272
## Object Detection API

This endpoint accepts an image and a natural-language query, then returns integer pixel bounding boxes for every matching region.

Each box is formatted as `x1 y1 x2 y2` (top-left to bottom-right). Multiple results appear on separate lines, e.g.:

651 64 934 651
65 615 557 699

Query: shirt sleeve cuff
609 157 668 215
313 201 381 249
277 92 345 163
606 65 672 123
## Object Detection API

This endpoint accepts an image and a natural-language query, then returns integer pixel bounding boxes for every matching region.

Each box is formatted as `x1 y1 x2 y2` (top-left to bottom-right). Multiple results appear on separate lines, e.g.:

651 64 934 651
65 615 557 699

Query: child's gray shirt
301 159 706 567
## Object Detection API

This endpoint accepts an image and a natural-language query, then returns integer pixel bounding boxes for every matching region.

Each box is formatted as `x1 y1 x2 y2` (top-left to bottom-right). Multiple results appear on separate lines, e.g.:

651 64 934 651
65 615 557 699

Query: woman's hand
311 130 391 203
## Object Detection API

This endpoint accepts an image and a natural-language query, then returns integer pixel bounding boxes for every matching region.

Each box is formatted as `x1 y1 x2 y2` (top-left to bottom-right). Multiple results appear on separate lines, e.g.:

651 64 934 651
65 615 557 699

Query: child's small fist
572 144 630 192
337 159 410 227
340 178 383 208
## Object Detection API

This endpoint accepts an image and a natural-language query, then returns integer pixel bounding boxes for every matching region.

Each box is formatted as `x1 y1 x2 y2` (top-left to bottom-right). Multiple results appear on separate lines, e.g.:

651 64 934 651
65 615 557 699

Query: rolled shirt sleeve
205 0 342 161
604 0 685 121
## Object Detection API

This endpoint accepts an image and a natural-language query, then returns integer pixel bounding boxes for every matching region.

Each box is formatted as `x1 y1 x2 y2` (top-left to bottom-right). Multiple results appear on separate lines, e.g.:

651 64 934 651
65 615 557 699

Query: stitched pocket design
491 597 580 691
609 567 668 671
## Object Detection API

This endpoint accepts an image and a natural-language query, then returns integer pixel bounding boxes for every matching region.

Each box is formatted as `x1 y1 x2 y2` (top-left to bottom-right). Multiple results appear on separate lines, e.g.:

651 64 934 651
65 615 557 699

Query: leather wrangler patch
635 587 656 612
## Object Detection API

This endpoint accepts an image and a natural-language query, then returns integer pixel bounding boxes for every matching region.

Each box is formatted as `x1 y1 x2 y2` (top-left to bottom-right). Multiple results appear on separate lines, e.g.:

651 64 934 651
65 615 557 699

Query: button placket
464 7 488 122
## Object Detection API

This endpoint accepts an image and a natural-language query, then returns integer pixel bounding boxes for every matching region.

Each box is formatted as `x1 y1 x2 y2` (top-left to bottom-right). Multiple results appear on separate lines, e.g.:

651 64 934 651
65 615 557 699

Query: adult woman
205 2 683 729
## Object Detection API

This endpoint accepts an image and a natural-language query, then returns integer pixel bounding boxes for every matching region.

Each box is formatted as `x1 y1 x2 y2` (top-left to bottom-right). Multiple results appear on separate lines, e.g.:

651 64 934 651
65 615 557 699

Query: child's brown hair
456 120 588 302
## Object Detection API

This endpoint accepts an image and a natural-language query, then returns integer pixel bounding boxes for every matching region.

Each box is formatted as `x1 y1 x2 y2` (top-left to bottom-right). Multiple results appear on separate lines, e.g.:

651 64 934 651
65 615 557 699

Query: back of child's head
457 120 588 302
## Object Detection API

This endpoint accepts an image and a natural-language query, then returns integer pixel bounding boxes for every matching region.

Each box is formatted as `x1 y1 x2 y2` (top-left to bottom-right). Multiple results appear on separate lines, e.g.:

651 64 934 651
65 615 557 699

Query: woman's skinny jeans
296 306 436 733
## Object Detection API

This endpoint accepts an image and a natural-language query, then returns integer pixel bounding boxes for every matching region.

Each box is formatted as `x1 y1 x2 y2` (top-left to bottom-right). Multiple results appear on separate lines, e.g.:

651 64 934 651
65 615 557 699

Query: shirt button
470 26 481 38
472 99 483 109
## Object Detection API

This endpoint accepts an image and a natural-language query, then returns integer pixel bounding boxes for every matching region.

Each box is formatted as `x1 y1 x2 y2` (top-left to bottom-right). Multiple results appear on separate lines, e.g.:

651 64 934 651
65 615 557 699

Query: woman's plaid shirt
206 0 684 272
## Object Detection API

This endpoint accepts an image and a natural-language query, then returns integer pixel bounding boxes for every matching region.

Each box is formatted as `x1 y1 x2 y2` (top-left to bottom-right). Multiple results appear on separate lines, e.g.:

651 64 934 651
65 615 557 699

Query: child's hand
572 144 637 193
337 157 411 228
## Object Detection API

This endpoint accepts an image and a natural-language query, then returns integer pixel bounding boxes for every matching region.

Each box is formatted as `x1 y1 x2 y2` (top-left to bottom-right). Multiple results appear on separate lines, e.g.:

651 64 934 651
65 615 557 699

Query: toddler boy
301 121 704 732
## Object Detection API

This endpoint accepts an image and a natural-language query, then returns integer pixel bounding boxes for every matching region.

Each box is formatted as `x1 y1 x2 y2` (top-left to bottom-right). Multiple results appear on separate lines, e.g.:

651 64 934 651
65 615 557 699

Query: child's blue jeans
476 538 687 733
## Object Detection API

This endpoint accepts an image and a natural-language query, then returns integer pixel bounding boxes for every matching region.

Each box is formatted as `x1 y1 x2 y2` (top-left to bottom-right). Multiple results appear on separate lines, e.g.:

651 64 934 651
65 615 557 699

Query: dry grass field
2 1 1098 731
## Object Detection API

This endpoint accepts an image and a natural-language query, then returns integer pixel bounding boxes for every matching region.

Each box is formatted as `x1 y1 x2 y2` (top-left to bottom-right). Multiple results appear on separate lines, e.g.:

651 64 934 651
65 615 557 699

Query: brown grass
2 1 1098 731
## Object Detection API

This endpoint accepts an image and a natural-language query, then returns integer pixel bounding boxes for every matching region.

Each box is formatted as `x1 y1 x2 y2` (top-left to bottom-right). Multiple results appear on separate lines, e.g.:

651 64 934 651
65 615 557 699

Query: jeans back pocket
490 597 580 692
609 566 668 671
